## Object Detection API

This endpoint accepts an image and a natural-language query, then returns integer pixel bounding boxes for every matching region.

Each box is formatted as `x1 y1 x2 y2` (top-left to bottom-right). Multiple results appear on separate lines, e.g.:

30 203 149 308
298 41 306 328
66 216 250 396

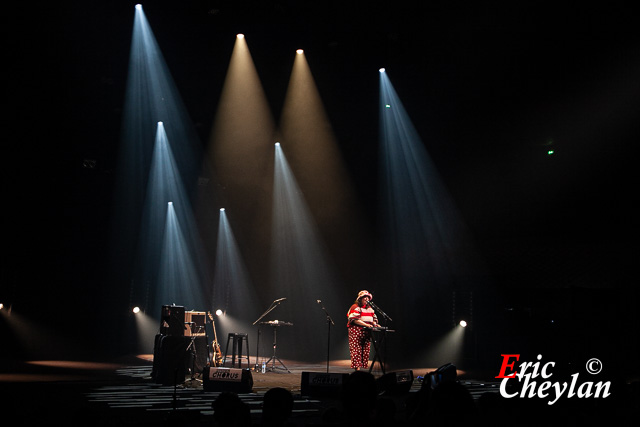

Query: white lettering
517 361 533 379
530 354 543 378
498 357 612 406
541 362 555 379
548 381 568 405
520 375 537 398
500 378 518 398
537 381 551 398
594 382 611 398
577 381 593 398
568 373 579 398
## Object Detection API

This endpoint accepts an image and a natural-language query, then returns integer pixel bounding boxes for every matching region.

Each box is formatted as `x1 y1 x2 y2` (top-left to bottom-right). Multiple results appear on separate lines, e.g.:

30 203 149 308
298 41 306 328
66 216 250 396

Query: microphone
274 297 287 303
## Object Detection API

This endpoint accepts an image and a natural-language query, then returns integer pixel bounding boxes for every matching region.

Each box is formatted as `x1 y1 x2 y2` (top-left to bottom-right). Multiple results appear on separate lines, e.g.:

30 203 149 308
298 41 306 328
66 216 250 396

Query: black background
3 1 638 372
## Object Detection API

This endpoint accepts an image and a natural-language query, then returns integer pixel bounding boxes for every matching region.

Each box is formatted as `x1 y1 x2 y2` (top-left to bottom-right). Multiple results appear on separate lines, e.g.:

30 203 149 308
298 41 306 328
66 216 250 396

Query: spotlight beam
378 70 485 341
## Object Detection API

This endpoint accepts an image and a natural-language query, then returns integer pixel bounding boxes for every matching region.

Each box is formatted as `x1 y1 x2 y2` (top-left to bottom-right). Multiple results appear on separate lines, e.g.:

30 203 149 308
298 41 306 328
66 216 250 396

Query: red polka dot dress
347 303 378 369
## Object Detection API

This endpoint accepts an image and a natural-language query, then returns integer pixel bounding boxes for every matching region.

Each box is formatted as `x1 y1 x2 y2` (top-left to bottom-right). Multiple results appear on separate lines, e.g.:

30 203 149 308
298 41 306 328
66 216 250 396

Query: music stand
261 320 292 372
252 298 286 371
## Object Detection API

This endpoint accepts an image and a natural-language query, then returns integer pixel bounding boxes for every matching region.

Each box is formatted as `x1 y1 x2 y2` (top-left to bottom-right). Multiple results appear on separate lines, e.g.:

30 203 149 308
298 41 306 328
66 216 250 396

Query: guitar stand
264 326 290 373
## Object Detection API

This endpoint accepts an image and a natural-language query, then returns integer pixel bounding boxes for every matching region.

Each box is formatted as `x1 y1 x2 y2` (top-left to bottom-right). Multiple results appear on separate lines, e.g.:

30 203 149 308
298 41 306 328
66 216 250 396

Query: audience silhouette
212 391 252 426
202 370 640 427
261 387 295 426
340 370 379 423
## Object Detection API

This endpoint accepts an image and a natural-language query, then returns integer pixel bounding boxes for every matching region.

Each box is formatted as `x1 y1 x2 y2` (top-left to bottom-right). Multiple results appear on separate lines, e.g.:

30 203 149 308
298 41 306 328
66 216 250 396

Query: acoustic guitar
207 311 224 367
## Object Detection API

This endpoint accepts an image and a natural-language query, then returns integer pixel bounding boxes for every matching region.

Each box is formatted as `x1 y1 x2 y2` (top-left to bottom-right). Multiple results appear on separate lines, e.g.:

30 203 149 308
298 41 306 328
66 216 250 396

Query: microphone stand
184 322 200 386
316 300 335 373
369 301 392 322
252 299 285 371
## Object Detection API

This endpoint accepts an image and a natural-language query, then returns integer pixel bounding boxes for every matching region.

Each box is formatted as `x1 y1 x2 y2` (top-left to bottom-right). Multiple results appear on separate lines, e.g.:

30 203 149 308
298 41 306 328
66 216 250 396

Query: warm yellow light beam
205 34 276 255
278 50 370 279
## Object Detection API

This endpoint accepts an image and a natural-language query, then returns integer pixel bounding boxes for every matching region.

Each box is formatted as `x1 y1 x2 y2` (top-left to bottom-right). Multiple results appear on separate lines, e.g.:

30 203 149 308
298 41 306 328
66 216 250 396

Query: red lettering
495 354 520 378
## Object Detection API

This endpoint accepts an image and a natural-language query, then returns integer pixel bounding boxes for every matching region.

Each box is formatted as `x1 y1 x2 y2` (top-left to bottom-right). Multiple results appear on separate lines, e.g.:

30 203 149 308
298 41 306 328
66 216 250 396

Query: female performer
347 290 379 370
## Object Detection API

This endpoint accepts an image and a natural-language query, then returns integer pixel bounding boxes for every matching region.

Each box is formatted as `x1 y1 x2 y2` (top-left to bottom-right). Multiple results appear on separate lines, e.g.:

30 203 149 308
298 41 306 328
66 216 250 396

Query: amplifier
185 311 207 337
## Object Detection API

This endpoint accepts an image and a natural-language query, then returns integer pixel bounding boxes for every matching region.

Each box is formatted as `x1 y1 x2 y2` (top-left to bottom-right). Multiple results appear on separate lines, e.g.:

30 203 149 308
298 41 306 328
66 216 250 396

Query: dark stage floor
0 355 500 426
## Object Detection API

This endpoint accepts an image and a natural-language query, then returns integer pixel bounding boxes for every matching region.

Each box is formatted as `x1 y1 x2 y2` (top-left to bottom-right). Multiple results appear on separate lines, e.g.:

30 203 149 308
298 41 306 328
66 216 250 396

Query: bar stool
223 333 250 368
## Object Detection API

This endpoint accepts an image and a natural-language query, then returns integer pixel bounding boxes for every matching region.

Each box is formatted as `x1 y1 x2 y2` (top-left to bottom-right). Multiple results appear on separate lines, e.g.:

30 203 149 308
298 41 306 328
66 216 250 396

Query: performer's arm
352 319 372 328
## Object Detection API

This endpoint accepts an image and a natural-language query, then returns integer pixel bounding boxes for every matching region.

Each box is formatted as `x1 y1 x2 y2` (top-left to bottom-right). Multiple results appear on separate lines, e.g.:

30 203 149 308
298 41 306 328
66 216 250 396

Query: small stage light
379 68 386 73
296 49 304 55
385 104 391 108
459 320 467 328
275 142 281 147
0 303 4 310
132 307 141 314
547 150 555 155
215 309 223 316
158 121 164 126
220 208 225 212
135 4 142 11
237 34 244 39
168 201 173 205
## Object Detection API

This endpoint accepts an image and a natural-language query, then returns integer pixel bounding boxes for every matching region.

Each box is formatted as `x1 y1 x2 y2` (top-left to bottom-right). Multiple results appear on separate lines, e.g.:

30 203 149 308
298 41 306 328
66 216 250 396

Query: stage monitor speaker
377 370 414 395
427 363 457 389
161 305 185 336
203 367 253 393
300 372 350 397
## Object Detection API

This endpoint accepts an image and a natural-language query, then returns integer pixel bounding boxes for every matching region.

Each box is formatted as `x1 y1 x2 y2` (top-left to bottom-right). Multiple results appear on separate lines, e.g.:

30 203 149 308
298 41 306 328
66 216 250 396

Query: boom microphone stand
369 300 392 322
316 299 335 373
